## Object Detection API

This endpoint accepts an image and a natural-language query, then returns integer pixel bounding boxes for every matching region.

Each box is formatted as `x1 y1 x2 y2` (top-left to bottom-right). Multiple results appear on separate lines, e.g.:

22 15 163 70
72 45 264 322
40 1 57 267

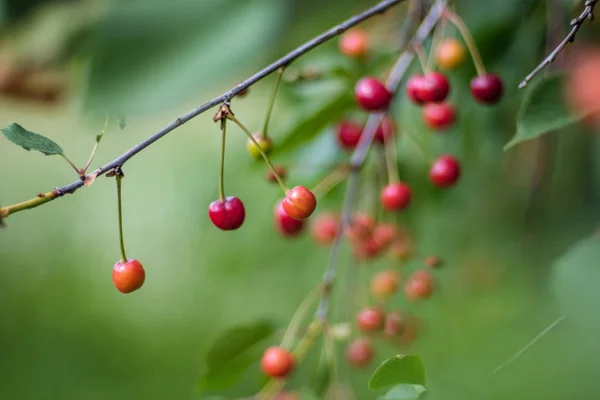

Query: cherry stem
115 173 127 262
81 114 109 176
322 328 338 395
444 9 486 76
59 153 80 175
280 286 320 350
382 119 400 183
312 165 350 198
218 120 227 201
426 18 447 72
226 114 289 193
261 67 285 138
412 44 430 73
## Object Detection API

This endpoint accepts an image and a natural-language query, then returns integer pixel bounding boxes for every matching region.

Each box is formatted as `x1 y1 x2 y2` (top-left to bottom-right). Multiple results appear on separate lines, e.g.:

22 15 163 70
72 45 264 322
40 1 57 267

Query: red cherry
261 346 295 378
406 74 426 105
339 29 369 58
274 201 304 237
356 307 385 332
422 102 456 130
470 74 503 104
346 339 374 368
310 212 339 245
420 72 450 103
374 117 396 144
346 213 375 243
282 186 317 220
371 270 400 299
336 121 362 150
353 238 383 261
372 223 397 249
266 166 287 184
208 196 246 230
405 270 434 301
380 182 412 211
429 155 461 188
112 259 145 293
355 77 393 111
383 312 406 337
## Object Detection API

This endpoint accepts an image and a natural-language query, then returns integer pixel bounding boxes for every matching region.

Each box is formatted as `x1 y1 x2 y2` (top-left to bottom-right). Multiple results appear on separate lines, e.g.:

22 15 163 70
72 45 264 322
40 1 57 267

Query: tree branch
519 0 598 89
0 0 405 219
316 0 447 322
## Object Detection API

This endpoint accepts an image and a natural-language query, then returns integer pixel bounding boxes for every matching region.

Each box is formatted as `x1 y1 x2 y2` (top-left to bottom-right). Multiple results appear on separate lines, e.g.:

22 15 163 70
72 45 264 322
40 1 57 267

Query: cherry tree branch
316 0 447 321
519 0 598 89
0 0 405 220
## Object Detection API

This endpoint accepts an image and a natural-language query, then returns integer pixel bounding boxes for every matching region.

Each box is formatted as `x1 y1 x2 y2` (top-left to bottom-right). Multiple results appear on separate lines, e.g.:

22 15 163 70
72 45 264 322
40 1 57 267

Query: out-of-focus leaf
378 384 427 400
505 74 587 150
1 123 63 155
80 0 285 115
310 351 331 397
368 355 426 391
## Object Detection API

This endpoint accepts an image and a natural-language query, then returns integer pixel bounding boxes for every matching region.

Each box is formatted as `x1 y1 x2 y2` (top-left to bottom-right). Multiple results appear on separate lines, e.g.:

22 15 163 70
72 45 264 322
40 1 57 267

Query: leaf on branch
505 73 589 150
377 384 427 400
1 123 64 155
368 354 426 391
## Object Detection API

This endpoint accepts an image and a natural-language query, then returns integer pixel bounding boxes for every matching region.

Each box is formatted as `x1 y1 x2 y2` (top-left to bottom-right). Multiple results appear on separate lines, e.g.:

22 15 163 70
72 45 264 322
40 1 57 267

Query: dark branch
519 0 598 89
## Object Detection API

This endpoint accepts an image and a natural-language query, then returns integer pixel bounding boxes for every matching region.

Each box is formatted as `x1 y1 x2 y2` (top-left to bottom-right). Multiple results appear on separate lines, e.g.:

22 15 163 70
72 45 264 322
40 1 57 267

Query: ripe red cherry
310 212 339 245
355 77 393 111
380 182 412 211
422 102 456 130
470 74 503 104
374 116 396 144
420 72 450 103
383 312 406 337
261 346 295 378
346 339 374 368
274 201 304 237
208 196 246 230
113 259 145 293
406 74 426 105
371 270 400 299
356 307 385 332
266 166 287 184
282 186 317 220
336 121 362 150
429 155 461 188
405 270 434 301
339 29 369 58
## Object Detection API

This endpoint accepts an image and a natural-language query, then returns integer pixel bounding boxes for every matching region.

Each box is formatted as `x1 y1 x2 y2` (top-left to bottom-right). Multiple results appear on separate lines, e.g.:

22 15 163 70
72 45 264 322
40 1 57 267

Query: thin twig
519 0 598 89
0 0 405 219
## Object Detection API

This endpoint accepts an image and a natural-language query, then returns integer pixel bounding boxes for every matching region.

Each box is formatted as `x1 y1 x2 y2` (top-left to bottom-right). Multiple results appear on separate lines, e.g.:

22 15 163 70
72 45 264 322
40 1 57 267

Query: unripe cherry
380 182 412 211
422 102 456 130
356 307 385 332
339 29 369 58
266 166 287 184
371 270 400 299
310 212 339 245
247 133 273 160
470 74 503 104
405 270 434 301
282 186 317 220
274 201 305 237
355 77 393 111
346 339 374 368
336 121 362 150
112 259 145 293
374 116 396 144
435 38 466 70
208 196 246 230
429 155 461 188
260 346 295 378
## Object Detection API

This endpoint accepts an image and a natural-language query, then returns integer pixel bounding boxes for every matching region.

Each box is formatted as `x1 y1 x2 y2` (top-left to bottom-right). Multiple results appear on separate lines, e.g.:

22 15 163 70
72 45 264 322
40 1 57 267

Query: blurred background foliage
1 0 600 399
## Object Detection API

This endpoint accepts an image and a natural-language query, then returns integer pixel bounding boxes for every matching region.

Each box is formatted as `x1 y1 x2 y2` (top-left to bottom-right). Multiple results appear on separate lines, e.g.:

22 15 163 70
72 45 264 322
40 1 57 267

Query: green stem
60 153 80 174
227 114 289 193
413 44 430 73
81 114 109 175
444 9 486 75
0 190 58 218
262 67 285 137
426 17 447 72
116 174 127 262
312 166 350 198
280 286 320 350
218 120 227 200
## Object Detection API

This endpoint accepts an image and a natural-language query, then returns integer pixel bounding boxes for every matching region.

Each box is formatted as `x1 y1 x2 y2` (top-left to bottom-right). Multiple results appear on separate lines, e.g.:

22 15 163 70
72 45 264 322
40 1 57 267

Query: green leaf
1 123 64 155
505 73 587 150
378 384 427 400
368 355 426 391
310 351 331 397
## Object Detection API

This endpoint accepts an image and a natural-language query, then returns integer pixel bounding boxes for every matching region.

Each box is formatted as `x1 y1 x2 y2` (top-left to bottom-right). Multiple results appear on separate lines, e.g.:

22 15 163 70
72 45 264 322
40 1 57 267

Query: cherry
406 74 427 105
261 346 295 378
247 133 273 159
336 121 362 150
266 166 287 184
435 38 466 70
383 312 406 337
405 270 434 301
470 74 503 104
339 29 368 58
429 155 461 188
371 270 400 299
374 116 396 144
389 234 413 261
355 77 393 111
425 255 443 268
310 212 339 245
380 182 412 211
208 196 246 230
353 238 383 261
356 307 385 332
112 259 145 293
372 223 397 249
282 186 317 220
422 102 456 130
346 339 374 368
274 201 304 237
420 72 450 103
346 213 375 243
